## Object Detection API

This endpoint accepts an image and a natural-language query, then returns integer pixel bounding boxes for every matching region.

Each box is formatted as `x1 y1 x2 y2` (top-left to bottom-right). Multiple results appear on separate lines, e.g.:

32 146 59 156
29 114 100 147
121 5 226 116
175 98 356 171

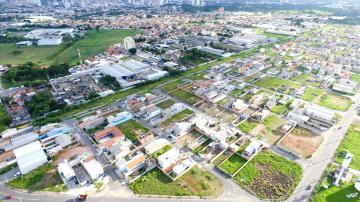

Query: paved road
288 94 360 202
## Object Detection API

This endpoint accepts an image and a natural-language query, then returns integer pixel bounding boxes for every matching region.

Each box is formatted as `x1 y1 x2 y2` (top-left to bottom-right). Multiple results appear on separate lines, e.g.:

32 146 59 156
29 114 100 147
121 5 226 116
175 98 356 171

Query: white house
123 37 136 50
158 147 180 169
242 140 262 160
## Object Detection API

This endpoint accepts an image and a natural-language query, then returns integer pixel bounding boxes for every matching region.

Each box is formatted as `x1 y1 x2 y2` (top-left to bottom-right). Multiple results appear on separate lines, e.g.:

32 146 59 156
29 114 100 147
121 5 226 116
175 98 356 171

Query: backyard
130 166 223 197
233 150 302 200
116 119 149 144
7 163 66 192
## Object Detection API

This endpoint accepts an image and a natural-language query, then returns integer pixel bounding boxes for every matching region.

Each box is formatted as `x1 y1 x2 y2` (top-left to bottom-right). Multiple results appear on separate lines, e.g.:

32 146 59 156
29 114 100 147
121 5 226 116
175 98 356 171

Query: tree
128 48 137 55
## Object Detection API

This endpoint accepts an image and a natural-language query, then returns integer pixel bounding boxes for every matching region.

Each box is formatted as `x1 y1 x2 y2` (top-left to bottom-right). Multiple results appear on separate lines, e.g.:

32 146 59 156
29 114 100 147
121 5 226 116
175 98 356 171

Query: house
94 126 125 150
140 105 163 120
79 116 106 130
241 140 262 160
290 99 302 109
265 96 277 109
232 99 247 112
158 147 180 169
166 122 192 142
279 95 291 105
38 125 75 155
332 79 357 94
172 159 194 177
249 93 266 106
115 152 146 177
81 156 104 181
13 141 48 174
57 160 76 183
107 111 133 126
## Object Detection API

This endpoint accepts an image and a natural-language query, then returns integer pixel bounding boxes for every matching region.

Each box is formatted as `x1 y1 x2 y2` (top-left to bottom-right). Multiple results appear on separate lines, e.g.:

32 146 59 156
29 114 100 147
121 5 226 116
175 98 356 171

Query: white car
14 171 21 177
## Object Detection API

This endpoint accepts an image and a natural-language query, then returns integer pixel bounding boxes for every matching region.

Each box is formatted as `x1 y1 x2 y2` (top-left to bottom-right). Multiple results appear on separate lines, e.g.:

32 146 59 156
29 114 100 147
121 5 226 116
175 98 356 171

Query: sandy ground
279 132 323 158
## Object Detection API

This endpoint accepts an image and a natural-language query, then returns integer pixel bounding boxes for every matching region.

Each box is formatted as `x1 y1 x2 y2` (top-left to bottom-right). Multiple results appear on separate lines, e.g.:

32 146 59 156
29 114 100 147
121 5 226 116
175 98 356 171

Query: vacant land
302 87 324 102
335 123 360 170
130 166 223 197
238 121 257 134
234 150 302 200
160 80 184 93
319 93 351 112
243 115 286 145
218 140 251 175
254 77 300 93
7 163 66 192
0 44 58 65
152 145 172 159
0 29 138 66
279 127 323 158
156 99 176 109
351 73 360 84
116 119 149 144
170 89 202 105
160 109 194 128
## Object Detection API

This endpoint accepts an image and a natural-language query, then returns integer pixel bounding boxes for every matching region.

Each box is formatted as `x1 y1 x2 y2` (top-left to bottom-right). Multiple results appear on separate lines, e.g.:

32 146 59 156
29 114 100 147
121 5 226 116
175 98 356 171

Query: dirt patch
176 131 203 148
55 146 91 164
250 163 294 199
279 128 323 158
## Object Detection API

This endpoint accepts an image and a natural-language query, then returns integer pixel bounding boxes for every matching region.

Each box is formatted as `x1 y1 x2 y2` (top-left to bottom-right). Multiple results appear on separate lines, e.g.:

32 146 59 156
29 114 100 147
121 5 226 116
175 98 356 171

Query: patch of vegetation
234 150 302 200
7 163 66 192
169 89 201 105
2 62 71 88
160 80 184 93
26 90 65 118
219 154 247 175
193 139 213 154
350 73 360 84
116 119 149 144
99 75 122 91
130 166 222 197
0 163 17 175
238 121 256 134
254 77 300 93
0 104 11 133
335 124 360 170
302 87 323 102
178 48 221 66
152 145 172 159
156 99 175 109
319 93 351 112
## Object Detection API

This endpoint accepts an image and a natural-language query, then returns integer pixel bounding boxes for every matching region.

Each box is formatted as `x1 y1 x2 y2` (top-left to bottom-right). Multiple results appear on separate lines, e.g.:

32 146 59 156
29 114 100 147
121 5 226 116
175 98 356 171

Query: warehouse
13 141 48 174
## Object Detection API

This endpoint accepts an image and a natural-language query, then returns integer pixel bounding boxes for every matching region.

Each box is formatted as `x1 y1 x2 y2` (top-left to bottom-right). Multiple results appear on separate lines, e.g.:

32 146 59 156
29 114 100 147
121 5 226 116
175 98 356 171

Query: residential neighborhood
0 1 360 202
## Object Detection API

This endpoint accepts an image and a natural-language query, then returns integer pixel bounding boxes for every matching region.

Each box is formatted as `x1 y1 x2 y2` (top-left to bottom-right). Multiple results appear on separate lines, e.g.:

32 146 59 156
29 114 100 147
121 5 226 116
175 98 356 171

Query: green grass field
7 163 66 192
0 29 139 66
130 166 223 197
302 87 324 102
233 150 302 200
193 138 212 154
156 99 176 109
0 44 58 65
219 154 247 175
254 77 300 91
169 89 201 105
116 119 149 144
319 93 352 112
350 73 360 84
313 182 359 202
335 124 360 170
238 121 257 134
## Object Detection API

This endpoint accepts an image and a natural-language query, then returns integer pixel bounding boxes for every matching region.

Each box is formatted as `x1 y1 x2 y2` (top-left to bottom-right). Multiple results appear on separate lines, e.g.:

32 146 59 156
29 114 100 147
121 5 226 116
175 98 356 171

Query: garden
116 119 149 144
